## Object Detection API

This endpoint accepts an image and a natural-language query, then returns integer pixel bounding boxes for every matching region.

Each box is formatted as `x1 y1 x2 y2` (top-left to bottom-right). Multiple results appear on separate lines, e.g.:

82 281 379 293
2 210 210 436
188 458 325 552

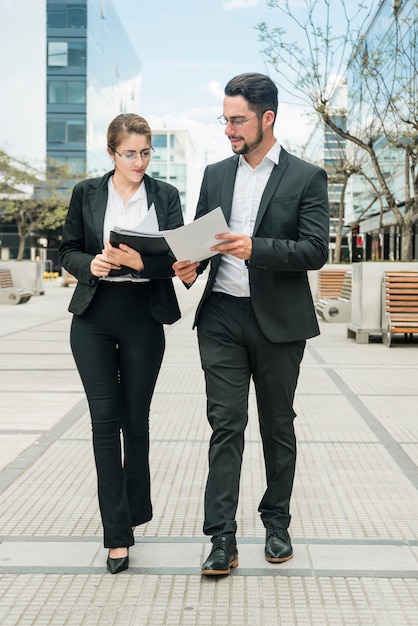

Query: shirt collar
239 139 281 168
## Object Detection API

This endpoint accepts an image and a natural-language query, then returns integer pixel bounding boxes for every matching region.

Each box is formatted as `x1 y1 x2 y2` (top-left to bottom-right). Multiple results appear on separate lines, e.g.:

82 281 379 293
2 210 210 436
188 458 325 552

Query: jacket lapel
88 171 113 245
253 148 289 234
220 157 239 223
144 175 165 229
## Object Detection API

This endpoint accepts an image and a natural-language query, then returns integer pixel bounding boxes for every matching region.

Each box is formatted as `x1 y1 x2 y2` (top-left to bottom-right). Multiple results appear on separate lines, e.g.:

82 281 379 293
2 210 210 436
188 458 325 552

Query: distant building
149 129 201 222
344 0 418 260
0 0 140 174
0 0 139 266
304 83 350 263
46 0 141 175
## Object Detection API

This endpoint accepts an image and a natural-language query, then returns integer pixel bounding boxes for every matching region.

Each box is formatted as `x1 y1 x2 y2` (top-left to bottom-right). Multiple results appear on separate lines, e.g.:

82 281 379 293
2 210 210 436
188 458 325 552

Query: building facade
344 0 418 261
0 0 141 265
148 129 201 222
46 0 141 175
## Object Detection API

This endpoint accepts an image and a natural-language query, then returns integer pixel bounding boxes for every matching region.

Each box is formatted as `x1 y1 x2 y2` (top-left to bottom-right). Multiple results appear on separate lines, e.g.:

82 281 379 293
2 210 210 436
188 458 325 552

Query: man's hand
173 260 199 285
211 232 252 260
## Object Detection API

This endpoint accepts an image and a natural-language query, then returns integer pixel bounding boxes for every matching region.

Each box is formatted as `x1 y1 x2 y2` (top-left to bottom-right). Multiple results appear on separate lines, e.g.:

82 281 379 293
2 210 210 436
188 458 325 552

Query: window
48 42 68 66
47 119 86 143
48 5 66 28
48 121 66 142
48 156 86 175
48 80 86 104
67 5 86 28
67 120 86 142
67 82 86 104
47 4 87 29
48 41 86 67
68 42 86 66
48 81 67 103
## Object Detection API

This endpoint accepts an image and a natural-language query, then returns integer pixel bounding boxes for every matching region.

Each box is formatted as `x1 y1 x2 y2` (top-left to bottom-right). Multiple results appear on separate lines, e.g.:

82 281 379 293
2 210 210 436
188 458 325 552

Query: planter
0 260 45 296
347 261 418 343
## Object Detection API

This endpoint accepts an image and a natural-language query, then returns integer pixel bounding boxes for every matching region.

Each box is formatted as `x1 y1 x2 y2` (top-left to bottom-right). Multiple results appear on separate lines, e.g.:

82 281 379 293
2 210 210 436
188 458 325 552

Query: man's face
222 95 263 156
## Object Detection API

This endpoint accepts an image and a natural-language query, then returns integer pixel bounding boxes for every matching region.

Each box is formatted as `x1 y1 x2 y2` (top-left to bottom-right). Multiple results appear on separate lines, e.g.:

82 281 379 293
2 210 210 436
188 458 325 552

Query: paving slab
0 278 417 625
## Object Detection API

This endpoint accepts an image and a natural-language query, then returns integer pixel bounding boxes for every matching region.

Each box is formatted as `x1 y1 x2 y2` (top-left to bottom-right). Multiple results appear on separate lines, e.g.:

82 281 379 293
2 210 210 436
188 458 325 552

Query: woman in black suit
59 114 183 574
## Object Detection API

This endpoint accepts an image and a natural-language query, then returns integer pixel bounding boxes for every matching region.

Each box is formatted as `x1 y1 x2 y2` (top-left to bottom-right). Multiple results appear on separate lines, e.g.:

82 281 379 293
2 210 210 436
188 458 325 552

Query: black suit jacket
193 147 329 343
59 171 183 324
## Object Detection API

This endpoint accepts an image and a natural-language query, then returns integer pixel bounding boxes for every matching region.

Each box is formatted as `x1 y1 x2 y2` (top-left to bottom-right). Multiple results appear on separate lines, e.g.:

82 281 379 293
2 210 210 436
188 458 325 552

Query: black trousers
70 281 164 548
197 292 305 537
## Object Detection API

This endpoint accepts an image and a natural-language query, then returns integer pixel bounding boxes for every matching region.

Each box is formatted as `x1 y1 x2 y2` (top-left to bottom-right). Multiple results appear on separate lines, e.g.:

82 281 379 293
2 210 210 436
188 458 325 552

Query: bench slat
382 271 418 343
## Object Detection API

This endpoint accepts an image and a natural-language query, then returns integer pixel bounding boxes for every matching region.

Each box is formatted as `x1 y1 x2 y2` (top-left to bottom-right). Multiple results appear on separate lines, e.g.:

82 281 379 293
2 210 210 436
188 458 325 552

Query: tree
0 151 73 261
258 0 418 260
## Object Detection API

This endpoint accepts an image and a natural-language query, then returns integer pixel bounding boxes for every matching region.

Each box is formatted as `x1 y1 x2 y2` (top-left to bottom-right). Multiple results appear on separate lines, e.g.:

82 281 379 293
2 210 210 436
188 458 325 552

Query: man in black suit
173 73 329 575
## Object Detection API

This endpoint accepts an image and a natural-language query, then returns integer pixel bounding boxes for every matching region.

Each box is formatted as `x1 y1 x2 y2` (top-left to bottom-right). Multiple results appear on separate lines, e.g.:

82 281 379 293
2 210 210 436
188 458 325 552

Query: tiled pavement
0 277 417 625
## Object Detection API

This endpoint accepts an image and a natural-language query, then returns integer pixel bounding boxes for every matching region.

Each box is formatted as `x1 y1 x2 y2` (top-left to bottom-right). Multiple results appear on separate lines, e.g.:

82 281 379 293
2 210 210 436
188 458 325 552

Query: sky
116 0 316 167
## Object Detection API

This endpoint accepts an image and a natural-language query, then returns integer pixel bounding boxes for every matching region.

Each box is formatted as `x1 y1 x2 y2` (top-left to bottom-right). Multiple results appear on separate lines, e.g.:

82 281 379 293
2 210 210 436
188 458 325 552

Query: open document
110 206 231 262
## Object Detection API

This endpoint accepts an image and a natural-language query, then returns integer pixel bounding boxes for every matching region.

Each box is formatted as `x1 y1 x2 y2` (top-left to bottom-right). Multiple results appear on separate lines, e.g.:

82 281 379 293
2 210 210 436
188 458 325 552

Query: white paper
163 207 230 262
113 203 160 237
113 206 231 262
135 203 159 233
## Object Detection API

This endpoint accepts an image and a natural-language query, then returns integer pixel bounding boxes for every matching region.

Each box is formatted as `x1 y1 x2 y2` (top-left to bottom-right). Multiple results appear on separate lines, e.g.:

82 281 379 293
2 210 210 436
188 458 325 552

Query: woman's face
110 133 152 185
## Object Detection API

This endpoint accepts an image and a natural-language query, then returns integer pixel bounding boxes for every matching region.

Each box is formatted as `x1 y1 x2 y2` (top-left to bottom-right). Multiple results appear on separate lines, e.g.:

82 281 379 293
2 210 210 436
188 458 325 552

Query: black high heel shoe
107 549 129 574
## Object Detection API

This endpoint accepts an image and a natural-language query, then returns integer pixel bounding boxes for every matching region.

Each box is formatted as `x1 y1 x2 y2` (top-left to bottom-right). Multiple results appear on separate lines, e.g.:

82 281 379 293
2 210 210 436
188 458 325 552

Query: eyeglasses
110 147 154 162
217 115 258 128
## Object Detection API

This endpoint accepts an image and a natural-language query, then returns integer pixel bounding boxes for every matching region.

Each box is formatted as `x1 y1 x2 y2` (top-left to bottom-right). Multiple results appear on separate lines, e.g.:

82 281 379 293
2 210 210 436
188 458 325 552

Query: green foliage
0 150 75 260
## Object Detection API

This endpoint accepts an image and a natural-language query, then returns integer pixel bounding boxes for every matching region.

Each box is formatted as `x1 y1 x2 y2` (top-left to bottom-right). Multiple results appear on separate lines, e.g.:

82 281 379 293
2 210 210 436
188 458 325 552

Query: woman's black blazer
59 170 183 325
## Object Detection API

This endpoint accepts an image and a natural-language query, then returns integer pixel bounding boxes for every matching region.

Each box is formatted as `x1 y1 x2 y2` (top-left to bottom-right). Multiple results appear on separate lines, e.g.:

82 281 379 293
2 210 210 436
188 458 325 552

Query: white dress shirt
102 177 150 282
213 141 281 297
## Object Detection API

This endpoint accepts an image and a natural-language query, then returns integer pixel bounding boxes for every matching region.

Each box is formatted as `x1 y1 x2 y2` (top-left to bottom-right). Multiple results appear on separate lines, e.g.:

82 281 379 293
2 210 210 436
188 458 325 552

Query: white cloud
223 0 260 9
204 80 224 100
276 102 314 151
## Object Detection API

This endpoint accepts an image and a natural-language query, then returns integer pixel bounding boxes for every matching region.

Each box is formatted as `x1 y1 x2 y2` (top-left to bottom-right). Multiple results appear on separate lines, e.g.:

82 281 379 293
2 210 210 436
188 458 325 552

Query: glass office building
345 0 418 259
0 0 141 262
46 0 141 175
149 129 200 220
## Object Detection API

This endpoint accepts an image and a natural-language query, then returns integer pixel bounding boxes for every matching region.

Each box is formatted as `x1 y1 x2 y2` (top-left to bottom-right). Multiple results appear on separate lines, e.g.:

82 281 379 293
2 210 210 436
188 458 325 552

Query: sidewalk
0 278 417 626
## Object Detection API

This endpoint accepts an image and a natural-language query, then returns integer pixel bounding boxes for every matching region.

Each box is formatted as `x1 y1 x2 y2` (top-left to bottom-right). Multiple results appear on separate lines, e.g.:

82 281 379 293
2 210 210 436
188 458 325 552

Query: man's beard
231 121 263 155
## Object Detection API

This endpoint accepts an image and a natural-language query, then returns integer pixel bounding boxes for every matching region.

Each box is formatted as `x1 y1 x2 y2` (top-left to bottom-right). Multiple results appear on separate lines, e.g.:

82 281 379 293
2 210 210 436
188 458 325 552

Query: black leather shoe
265 527 293 563
201 535 238 575
107 550 129 574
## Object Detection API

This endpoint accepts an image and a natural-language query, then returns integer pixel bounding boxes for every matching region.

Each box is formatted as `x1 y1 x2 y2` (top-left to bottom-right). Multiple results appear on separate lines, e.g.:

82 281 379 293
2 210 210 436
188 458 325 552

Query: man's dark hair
224 73 278 122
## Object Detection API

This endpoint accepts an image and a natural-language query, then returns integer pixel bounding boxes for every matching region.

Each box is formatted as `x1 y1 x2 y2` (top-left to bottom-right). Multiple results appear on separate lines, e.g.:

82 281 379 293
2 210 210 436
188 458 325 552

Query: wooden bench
0 267 33 305
317 268 347 299
381 271 418 346
315 269 352 323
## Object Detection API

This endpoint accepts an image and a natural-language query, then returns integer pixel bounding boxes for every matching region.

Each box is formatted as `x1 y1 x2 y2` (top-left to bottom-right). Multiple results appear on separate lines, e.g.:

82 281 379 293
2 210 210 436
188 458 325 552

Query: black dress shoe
201 535 238 576
265 527 293 563
107 550 129 574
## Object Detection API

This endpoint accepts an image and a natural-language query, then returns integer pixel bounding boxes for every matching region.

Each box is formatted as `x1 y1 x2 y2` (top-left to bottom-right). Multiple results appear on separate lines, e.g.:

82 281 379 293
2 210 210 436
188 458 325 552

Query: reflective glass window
48 121 66 142
48 81 67 103
48 81 86 103
68 81 86 103
67 5 87 28
48 42 68 66
48 5 66 28
48 156 86 175
68 120 86 142
153 136 168 148
68 42 86 66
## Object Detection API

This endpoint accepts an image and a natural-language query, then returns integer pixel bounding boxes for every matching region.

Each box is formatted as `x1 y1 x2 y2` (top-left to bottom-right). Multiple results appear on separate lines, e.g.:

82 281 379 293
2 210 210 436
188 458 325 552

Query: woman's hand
90 251 121 277
102 240 144 272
